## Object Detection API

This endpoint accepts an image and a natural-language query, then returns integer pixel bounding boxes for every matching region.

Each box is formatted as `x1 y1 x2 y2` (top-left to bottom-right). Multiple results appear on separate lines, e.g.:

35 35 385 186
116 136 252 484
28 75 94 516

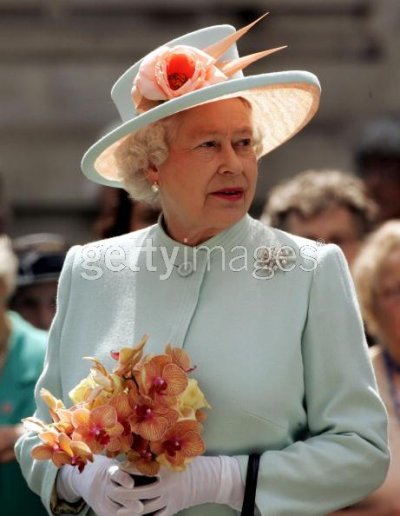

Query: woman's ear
145 162 159 185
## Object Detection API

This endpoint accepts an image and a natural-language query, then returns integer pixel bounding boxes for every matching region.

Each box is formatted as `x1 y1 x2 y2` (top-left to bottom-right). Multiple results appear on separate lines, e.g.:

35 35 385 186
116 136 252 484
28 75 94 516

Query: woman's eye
199 141 217 148
237 138 252 147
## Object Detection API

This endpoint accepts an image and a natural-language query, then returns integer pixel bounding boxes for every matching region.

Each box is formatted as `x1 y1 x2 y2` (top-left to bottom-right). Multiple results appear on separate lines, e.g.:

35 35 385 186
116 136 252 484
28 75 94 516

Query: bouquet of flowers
23 335 211 476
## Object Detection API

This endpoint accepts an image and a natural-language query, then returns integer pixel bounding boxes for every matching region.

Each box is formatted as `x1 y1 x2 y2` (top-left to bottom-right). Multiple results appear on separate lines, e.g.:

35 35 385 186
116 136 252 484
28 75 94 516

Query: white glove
56 455 144 516
119 455 245 516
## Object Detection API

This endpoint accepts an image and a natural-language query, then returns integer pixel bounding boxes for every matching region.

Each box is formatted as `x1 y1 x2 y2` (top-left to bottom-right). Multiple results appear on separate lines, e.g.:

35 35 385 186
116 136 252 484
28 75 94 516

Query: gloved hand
57 455 144 516
119 455 245 516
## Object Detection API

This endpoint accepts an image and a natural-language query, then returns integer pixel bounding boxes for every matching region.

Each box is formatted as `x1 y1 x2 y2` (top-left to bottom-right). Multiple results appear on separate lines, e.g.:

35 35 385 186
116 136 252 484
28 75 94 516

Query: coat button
177 262 194 277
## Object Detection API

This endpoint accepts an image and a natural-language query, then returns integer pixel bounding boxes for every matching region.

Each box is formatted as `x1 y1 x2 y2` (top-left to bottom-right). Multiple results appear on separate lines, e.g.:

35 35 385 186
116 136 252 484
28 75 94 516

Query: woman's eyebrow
189 126 253 139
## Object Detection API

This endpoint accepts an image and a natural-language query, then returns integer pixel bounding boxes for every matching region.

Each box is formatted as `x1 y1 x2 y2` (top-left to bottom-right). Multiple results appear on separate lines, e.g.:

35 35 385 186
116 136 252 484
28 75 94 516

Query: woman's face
374 246 400 363
149 98 258 245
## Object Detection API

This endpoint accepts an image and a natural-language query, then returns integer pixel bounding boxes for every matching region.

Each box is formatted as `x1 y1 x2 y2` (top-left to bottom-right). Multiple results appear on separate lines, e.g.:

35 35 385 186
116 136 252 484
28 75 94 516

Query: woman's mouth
211 188 244 201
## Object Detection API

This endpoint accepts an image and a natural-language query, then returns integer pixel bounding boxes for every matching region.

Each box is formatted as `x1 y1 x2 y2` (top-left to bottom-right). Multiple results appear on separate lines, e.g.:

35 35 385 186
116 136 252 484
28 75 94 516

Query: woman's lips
211 188 244 201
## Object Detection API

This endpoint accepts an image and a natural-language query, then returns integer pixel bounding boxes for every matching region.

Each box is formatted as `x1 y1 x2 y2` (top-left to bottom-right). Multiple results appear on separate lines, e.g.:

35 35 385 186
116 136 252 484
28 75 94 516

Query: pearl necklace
383 350 400 423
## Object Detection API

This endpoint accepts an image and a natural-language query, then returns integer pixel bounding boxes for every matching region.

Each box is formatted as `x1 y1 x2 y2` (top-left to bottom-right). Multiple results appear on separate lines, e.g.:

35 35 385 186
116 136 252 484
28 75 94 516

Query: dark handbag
241 453 261 516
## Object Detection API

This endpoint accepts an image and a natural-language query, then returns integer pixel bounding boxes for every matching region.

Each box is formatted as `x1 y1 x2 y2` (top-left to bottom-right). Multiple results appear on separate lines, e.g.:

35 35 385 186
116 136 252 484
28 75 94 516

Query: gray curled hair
114 118 175 204
115 98 263 204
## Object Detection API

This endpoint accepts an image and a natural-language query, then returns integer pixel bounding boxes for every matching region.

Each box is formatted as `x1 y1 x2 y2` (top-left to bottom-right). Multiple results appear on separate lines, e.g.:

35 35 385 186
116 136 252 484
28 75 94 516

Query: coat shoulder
63 226 158 280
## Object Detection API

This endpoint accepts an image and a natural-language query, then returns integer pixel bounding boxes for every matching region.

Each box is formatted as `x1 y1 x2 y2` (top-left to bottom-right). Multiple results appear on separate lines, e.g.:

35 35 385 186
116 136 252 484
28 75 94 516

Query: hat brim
17 273 61 288
81 70 320 187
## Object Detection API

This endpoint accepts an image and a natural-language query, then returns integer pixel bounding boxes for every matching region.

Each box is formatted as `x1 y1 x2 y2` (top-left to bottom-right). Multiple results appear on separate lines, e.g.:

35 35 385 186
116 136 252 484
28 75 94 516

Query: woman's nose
218 144 243 175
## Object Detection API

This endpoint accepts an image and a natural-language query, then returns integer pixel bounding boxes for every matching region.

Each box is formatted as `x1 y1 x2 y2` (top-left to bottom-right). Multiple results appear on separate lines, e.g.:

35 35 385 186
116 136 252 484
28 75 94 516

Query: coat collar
152 214 252 266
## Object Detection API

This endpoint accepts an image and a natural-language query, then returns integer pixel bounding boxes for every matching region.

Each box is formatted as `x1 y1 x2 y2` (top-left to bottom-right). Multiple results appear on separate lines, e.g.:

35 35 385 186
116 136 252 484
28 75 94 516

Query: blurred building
0 0 399 242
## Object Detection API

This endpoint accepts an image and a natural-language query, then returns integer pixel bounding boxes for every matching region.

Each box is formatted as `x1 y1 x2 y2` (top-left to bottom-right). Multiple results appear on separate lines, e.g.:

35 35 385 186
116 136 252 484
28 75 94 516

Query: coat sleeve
236 244 390 516
15 245 88 515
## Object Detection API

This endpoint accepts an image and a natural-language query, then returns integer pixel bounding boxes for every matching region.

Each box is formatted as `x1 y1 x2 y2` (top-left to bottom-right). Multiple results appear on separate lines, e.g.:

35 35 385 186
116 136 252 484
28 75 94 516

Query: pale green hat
81 15 321 188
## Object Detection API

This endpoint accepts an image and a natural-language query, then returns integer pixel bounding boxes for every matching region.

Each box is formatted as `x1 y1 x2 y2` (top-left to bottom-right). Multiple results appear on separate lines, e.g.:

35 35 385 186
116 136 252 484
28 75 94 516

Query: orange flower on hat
131 14 286 113
32 430 93 472
71 405 124 454
133 45 226 104
151 419 205 469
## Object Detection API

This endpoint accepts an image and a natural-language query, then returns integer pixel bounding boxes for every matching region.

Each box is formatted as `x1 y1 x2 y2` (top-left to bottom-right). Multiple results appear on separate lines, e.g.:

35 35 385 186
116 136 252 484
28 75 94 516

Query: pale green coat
16 215 389 516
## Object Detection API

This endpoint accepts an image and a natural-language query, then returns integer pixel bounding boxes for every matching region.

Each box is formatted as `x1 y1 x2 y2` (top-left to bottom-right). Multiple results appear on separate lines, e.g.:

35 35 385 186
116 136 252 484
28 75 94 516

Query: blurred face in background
11 281 57 330
285 204 363 266
374 246 400 364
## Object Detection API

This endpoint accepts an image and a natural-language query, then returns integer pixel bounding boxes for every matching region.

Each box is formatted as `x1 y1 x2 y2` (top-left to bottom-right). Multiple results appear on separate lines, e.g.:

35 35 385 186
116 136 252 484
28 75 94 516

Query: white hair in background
0 235 18 297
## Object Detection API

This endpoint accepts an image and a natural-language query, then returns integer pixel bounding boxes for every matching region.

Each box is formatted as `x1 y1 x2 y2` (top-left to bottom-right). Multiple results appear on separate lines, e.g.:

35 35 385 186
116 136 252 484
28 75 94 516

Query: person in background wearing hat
0 235 47 515
10 234 67 331
261 169 378 267
355 115 400 224
16 16 389 516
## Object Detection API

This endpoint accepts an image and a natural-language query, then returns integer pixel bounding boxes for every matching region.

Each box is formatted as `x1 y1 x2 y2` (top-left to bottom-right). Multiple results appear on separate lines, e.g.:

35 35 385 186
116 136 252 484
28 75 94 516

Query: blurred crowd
0 115 399 514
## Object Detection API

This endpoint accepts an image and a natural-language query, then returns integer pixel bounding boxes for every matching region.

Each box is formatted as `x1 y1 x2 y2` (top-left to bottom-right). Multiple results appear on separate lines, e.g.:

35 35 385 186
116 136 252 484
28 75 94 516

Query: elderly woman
0 236 47 515
330 221 400 516
16 17 389 516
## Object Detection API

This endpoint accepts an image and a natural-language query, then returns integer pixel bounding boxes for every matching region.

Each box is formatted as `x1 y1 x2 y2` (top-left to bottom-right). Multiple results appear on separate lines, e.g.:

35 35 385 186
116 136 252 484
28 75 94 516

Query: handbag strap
241 453 261 516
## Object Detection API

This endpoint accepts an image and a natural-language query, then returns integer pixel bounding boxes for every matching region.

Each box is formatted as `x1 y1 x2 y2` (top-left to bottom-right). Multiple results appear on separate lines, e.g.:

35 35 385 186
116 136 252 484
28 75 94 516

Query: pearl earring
151 182 159 194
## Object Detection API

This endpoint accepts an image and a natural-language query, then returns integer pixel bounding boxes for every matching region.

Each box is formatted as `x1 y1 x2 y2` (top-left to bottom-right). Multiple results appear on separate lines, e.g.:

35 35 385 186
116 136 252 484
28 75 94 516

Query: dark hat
16 251 66 287
12 233 67 287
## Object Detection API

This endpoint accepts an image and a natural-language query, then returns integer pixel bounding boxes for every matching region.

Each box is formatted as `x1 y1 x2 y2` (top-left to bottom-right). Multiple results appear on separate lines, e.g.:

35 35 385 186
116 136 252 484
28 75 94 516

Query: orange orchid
127 385 178 441
40 388 66 423
71 405 124 454
106 393 134 454
27 336 210 475
138 354 188 402
37 389 75 434
89 358 113 389
69 358 124 410
52 408 74 435
32 430 93 472
126 435 160 476
151 420 205 468
165 344 195 373
111 335 148 379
